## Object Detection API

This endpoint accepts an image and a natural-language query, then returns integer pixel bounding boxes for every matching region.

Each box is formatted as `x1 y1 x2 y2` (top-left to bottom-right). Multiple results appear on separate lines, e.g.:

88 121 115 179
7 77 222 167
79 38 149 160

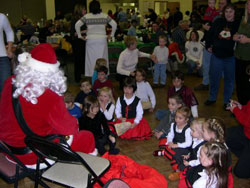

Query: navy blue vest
189 141 207 160
173 123 189 144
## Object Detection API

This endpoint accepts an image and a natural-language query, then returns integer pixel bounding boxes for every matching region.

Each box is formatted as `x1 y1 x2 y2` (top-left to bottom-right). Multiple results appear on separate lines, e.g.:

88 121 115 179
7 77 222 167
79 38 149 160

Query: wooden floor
1 64 250 188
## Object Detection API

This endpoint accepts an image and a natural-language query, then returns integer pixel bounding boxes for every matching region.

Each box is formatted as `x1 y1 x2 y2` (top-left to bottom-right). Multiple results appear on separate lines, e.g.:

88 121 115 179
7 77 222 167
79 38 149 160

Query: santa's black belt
4 142 32 155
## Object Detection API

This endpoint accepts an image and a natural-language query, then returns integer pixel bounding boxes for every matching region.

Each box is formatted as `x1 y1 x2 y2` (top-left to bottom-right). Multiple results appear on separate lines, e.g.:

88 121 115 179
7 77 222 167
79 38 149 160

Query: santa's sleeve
48 96 78 135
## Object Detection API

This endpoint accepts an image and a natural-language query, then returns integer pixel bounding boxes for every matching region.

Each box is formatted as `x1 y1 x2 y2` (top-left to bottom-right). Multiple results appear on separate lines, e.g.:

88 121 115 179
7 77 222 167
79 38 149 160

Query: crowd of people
0 0 250 187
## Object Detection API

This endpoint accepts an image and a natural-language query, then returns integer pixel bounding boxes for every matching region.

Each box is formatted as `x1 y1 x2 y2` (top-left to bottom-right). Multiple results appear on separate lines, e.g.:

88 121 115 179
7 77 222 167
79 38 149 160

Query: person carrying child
153 94 183 140
153 107 192 163
64 92 82 119
168 118 206 181
79 95 120 156
178 118 234 188
116 36 156 89
135 69 156 112
152 35 169 88
115 77 152 140
92 58 107 85
93 65 114 96
75 78 96 108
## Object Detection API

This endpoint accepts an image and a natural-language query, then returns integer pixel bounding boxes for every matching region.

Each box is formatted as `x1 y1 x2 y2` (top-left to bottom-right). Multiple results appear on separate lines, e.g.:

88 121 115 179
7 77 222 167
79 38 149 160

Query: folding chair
25 135 110 188
0 141 38 188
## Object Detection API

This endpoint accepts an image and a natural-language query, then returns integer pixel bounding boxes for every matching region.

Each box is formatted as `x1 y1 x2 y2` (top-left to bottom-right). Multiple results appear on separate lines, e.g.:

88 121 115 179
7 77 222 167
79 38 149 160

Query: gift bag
114 122 131 136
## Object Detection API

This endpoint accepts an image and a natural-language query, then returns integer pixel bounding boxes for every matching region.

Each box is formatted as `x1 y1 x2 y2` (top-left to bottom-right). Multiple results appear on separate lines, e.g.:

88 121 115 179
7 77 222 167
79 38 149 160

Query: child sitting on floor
115 77 152 140
64 92 82 119
75 78 96 108
79 95 120 156
92 58 107 85
153 94 183 139
135 68 156 112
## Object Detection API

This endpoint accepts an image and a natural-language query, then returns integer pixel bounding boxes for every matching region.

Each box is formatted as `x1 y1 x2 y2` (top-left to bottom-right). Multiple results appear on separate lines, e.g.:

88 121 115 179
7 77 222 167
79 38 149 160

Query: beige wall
45 0 55 20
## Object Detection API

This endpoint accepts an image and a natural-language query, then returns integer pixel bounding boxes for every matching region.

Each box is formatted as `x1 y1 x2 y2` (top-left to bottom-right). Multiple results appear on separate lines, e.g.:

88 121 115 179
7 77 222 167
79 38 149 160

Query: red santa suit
0 43 96 166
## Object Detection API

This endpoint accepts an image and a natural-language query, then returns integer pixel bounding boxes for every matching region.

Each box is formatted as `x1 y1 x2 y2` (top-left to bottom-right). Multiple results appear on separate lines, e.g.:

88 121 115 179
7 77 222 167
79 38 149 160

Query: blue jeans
153 63 167 85
0 56 11 94
202 49 212 85
186 60 202 76
209 55 235 104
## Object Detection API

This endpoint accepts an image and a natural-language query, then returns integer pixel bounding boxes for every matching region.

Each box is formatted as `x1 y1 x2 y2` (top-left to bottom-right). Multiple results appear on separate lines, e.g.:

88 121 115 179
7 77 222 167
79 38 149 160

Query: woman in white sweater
185 30 204 76
75 0 117 77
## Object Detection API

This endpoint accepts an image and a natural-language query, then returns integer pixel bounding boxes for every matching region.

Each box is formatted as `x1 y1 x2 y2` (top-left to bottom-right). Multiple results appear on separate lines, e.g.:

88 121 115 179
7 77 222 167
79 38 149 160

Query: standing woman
75 0 117 77
71 4 86 83
233 0 250 105
204 4 240 108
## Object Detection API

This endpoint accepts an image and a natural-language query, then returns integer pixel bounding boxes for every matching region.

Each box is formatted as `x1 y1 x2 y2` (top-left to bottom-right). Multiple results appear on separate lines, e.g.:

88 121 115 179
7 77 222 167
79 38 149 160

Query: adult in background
75 0 117 77
71 4 86 83
148 22 166 45
0 43 96 166
147 9 158 24
117 8 127 31
204 4 240 109
233 0 250 105
0 13 14 96
226 99 250 178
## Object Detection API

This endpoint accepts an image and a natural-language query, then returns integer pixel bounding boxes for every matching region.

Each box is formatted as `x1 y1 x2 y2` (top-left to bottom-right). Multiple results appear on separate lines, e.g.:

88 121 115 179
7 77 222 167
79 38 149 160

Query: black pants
95 134 115 156
235 58 250 105
116 74 130 90
73 39 85 82
226 126 250 178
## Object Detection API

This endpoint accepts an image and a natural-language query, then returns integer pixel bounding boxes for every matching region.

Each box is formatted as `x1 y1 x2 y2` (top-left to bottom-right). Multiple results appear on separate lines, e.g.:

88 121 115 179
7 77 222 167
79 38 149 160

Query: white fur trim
172 52 185 64
89 148 98 156
18 53 60 72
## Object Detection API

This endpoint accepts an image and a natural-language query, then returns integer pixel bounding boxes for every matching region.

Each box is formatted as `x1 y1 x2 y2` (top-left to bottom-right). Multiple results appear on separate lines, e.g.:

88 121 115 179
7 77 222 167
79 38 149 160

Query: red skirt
94 153 168 188
115 118 152 140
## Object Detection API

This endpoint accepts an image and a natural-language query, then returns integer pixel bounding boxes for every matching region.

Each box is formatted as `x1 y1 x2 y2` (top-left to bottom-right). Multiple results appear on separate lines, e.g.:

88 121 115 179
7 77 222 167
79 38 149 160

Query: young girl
185 30 204 76
116 36 156 89
203 0 219 22
135 69 156 112
79 95 120 155
178 118 233 188
98 87 115 122
168 118 206 181
92 58 107 85
154 107 192 160
153 94 183 139
115 77 152 140
193 141 229 188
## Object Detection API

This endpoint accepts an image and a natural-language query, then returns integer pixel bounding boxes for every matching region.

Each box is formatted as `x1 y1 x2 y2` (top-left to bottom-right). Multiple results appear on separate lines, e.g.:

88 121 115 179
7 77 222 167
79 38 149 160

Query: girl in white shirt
135 69 156 112
193 141 229 188
185 30 204 76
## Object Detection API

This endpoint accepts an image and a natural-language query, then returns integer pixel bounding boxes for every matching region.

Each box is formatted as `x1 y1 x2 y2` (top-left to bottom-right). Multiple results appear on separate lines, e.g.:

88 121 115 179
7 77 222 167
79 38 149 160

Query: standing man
0 13 14 95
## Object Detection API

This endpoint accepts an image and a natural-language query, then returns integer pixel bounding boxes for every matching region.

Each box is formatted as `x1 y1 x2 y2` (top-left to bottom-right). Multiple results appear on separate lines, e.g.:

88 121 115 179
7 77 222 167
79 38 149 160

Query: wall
46 0 55 21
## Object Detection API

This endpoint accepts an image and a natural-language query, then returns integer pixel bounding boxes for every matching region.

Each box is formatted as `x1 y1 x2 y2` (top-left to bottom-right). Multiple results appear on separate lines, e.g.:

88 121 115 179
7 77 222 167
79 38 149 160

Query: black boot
109 142 120 155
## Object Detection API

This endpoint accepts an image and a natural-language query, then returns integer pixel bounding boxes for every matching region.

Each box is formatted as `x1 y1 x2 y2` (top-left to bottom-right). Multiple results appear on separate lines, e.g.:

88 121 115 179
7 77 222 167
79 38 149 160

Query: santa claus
0 43 96 168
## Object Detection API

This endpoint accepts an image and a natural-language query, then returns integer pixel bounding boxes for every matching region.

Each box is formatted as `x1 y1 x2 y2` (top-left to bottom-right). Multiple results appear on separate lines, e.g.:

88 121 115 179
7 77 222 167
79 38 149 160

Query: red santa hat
18 43 60 72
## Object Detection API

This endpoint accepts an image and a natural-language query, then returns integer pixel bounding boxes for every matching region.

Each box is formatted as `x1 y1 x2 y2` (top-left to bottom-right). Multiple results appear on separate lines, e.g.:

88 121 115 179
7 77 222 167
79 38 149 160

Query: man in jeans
0 13 14 95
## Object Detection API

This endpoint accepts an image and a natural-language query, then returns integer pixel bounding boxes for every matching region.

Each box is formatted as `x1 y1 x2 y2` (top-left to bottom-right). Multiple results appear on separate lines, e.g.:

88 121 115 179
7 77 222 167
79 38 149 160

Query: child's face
89 106 99 116
175 112 188 127
168 98 181 113
65 102 74 110
124 86 134 98
129 42 137 51
202 124 216 141
191 32 197 41
200 147 213 167
190 124 201 139
208 0 216 8
97 72 107 83
172 78 183 88
135 71 144 82
99 91 110 103
159 38 166 47
80 81 91 93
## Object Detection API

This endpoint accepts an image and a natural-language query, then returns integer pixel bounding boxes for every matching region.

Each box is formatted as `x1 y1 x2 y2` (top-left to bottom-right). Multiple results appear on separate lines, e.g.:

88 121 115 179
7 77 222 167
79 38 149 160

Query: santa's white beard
12 64 67 104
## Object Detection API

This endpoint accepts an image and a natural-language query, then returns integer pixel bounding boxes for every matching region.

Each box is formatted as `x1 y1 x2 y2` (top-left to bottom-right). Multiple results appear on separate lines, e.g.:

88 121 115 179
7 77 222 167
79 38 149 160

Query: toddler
115 77 152 140
203 0 219 22
92 58 107 85
64 92 82 119
75 78 96 108
79 96 120 156
152 35 169 87
135 69 156 112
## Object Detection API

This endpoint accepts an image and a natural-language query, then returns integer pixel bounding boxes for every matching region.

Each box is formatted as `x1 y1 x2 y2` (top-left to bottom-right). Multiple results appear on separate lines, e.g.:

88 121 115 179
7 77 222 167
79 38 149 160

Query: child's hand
167 142 174 148
130 123 137 129
171 144 178 148
154 131 163 139
119 117 126 122
130 72 135 76
149 108 154 112
109 135 116 143
183 160 189 166
182 154 190 160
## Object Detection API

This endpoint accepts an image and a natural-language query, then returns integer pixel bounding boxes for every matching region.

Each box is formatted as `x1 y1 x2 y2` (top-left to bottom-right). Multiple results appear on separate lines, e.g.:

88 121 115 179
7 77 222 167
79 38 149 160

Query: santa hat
18 43 60 72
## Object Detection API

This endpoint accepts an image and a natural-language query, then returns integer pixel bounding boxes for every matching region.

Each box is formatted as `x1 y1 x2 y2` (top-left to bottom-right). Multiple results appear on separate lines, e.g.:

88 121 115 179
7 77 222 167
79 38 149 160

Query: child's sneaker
168 172 181 181
153 149 163 156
